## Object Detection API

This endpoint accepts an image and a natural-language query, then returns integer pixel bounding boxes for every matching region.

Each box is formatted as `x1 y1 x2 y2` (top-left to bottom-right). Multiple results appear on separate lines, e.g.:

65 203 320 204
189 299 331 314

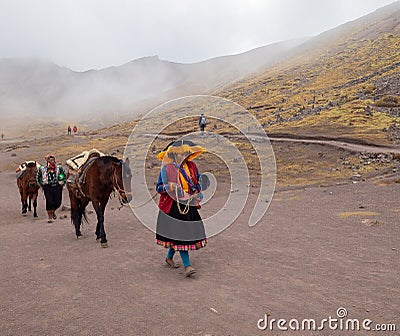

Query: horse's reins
111 169 159 210
112 169 131 207
173 164 200 215
173 184 197 215
129 192 158 210
176 189 193 215
111 167 198 213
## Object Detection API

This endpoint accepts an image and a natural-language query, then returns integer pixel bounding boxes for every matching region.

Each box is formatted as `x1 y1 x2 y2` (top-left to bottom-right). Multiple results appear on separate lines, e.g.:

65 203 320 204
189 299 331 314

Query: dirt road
0 145 399 336
144 132 400 154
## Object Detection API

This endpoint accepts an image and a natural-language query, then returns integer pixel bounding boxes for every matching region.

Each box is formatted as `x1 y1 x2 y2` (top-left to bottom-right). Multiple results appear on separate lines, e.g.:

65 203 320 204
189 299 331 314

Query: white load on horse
16 161 41 179
16 161 41 217
66 148 105 184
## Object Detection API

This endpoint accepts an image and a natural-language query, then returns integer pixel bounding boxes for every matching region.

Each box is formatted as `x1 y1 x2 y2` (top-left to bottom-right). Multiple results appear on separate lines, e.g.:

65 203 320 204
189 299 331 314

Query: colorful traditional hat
45 153 55 161
157 139 205 162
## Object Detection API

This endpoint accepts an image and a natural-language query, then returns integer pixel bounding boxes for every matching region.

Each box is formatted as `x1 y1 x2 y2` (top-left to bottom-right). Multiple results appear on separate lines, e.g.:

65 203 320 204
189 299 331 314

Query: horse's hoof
101 242 108 248
76 234 83 239
96 237 101 242
22 213 27 216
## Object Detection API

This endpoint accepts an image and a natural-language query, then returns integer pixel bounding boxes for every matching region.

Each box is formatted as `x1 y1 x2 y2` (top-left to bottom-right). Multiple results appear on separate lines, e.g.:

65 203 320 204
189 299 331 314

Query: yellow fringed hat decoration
157 139 206 163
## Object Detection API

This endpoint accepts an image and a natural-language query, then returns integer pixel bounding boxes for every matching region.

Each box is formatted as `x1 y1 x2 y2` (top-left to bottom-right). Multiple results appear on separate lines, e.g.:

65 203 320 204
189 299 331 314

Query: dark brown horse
17 162 40 217
67 156 132 247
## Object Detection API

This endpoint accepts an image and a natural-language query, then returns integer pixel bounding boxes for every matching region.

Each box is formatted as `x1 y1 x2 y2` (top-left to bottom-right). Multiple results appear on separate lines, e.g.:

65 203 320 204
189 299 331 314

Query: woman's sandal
185 266 196 277
165 258 180 268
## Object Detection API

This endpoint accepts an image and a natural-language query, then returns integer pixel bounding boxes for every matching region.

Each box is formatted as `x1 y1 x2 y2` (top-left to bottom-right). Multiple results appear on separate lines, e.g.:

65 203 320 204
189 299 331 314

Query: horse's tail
81 207 89 225
70 198 89 225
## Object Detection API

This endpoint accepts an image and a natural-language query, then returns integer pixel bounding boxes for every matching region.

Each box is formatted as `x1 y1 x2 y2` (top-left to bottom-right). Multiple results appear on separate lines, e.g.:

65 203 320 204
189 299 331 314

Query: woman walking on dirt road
155 140 207 277
36 154 66 223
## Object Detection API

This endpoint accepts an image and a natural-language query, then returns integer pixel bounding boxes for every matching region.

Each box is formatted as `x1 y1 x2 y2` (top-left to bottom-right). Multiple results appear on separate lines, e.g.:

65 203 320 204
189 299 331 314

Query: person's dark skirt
43 184 63 211
156 200 207 251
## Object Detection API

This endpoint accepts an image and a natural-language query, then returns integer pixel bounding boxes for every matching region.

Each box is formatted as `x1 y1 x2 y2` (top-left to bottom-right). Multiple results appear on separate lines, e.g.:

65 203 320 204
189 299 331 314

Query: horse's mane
97 156 121 164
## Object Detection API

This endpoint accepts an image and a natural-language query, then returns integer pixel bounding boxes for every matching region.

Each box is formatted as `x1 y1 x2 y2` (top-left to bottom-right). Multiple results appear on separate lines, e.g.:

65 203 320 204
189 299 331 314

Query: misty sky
0 0 397 71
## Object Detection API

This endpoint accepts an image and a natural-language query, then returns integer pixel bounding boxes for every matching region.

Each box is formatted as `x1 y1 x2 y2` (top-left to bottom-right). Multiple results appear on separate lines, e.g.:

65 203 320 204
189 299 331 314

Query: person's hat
157 139 205 162
45 154 55 161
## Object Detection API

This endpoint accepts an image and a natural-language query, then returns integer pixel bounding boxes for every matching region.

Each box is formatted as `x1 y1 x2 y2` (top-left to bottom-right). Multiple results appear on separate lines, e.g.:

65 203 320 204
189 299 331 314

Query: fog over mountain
0 1 398 137
0 0 395 71
0 38 306 133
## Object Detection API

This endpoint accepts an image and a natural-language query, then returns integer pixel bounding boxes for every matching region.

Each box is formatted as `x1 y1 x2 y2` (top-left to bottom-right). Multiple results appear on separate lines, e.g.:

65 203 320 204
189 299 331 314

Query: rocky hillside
220 1 400 145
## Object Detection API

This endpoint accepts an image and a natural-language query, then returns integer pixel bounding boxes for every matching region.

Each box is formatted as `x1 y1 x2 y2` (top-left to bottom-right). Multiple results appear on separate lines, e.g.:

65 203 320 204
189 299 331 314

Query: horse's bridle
112 168 131 207
112 164 160 210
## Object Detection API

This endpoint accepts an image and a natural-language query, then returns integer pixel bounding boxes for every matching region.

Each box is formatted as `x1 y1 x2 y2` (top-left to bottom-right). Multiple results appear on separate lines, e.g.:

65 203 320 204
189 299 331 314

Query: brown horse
67 156 132 247
17 162 40 217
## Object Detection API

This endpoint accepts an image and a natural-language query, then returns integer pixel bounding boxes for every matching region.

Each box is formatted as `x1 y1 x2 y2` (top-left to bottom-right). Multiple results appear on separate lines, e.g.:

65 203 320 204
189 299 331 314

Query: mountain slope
0 39 305 136
220 1 400 145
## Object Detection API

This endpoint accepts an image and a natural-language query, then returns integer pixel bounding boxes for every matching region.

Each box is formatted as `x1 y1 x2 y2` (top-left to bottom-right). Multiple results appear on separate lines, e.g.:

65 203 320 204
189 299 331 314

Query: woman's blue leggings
167 247 190 267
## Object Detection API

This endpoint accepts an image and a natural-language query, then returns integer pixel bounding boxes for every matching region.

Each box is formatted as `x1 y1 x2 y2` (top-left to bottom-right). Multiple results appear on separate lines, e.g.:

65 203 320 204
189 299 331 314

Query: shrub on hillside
363 84 375 95
375 95 400 107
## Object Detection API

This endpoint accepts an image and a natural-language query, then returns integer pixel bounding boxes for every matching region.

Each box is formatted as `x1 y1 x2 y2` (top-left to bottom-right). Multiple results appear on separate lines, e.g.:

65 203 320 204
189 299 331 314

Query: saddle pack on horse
66 149 105 197
16 161 41 179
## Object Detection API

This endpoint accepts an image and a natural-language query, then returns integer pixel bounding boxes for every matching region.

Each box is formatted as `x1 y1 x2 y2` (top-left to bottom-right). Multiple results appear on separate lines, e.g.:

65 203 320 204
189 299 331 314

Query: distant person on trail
73 125 78 135
199 113 206 135
1 133 3 140
67 126 71 135
36 154 66 223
